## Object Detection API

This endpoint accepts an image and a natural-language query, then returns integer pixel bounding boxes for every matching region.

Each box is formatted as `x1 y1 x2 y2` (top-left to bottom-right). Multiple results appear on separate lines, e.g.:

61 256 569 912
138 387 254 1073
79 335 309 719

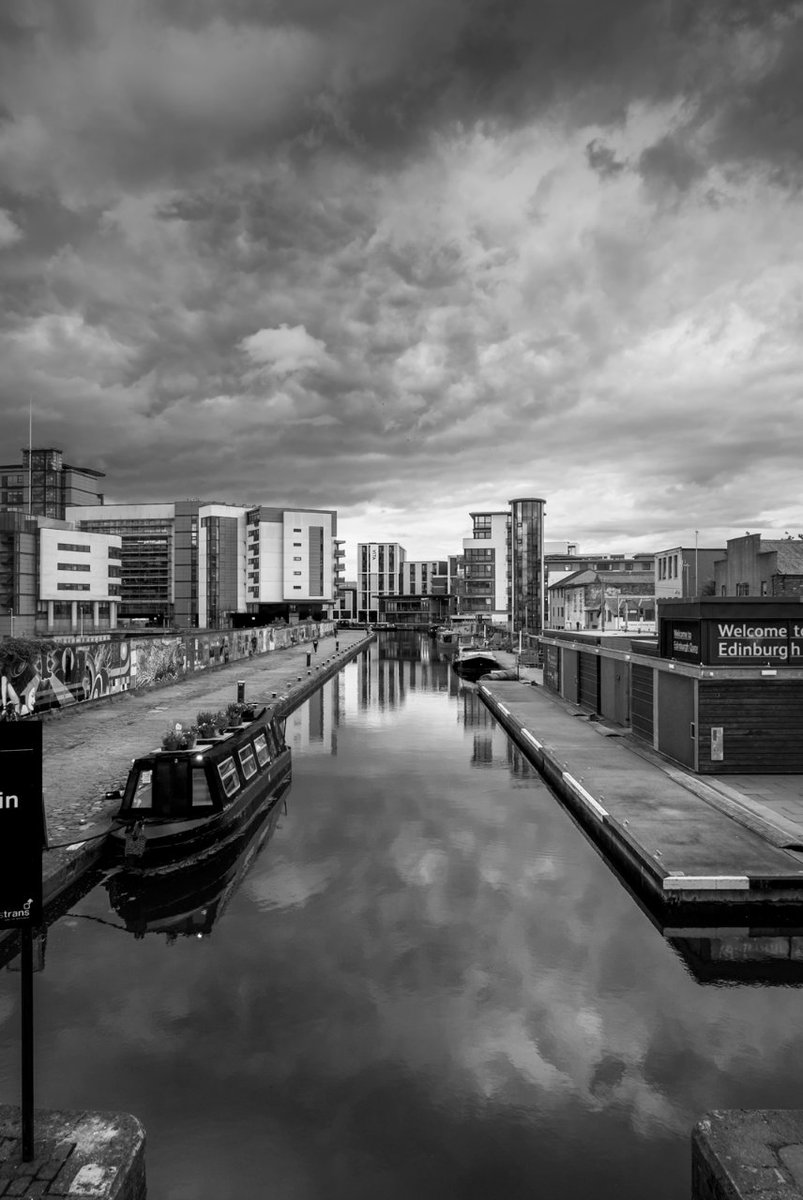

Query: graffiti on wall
0 623 332 715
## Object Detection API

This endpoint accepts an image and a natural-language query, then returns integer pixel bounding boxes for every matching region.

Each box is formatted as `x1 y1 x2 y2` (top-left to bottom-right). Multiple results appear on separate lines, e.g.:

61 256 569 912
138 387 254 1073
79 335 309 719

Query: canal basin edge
477 677 803 920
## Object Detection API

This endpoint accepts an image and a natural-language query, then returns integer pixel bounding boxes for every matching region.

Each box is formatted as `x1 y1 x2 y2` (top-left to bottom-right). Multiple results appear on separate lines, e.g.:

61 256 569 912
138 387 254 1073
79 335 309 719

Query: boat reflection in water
105 778 291 941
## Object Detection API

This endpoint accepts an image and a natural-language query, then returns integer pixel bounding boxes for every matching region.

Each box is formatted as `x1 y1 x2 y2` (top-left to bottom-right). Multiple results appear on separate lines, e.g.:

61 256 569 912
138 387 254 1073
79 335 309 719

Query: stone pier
0 1107 145 1198
693 1110 803 1199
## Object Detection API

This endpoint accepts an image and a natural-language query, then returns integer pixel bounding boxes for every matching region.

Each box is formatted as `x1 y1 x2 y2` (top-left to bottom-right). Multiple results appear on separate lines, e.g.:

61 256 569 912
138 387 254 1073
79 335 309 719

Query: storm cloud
1 0 802 564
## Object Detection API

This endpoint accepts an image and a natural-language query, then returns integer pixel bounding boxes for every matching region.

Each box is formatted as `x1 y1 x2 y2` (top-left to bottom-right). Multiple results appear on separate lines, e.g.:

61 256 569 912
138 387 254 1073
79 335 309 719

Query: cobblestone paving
40 629 368 849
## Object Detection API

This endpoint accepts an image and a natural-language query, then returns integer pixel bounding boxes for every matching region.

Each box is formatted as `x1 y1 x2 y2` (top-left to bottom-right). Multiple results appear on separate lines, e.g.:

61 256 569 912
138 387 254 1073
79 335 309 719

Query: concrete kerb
477 681 673 906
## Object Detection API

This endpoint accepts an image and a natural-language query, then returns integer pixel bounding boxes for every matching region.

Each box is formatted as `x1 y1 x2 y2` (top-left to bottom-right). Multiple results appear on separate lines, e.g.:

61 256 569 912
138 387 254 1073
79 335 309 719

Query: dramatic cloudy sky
2 0 803 570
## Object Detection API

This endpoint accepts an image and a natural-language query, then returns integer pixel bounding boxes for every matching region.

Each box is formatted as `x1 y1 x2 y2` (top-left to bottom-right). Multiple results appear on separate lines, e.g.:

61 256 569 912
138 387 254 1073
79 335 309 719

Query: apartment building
462 512 509 624
0 511 121 637
69 501 337 628
357 542 406 623
244 506 337 624
401 560 449 596
460 498 546 634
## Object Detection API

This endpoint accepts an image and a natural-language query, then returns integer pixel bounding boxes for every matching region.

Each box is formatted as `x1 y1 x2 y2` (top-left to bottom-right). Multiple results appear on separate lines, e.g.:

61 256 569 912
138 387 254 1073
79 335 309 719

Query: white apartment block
462 512 509 624
37 524 122 633
358 542 406 622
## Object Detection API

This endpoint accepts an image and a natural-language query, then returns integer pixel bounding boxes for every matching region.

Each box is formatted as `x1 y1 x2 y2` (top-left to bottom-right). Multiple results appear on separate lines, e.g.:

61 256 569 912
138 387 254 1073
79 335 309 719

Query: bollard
335 641 339 652
237 681 246 704
306 652 311 667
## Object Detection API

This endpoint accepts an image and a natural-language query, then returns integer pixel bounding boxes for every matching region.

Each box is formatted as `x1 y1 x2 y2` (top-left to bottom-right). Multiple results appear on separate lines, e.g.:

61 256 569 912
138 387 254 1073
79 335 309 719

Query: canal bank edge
0 630 375 962
476 678 803 913
0 1105 145 1199
693 1110 803 1199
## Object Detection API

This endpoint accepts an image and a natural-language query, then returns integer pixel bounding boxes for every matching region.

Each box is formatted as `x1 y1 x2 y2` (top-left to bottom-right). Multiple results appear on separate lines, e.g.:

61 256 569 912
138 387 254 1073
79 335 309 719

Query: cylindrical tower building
508 497 546 637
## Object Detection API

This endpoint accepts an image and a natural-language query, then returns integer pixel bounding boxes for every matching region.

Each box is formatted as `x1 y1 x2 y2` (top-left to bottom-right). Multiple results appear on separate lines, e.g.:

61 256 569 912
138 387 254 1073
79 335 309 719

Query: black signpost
0 722 45 1162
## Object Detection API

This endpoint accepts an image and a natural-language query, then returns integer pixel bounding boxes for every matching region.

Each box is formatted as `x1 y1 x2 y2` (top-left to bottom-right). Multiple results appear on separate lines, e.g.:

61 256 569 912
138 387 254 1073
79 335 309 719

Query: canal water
2 634 803 1199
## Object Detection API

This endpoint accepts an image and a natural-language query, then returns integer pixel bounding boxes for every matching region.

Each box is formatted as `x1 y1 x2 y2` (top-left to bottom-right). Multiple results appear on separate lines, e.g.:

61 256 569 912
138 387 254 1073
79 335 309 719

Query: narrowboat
452 648 502 681
107 704 291 870
106 786 288 938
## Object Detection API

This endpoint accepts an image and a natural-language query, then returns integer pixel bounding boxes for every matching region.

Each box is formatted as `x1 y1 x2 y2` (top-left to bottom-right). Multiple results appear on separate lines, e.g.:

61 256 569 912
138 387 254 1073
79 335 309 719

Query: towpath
4 628 372 928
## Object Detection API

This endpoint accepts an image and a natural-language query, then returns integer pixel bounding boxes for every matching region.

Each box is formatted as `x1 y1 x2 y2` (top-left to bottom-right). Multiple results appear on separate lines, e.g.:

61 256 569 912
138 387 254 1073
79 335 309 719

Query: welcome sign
660 600 803 667
710 619 803 665
0 723 45 929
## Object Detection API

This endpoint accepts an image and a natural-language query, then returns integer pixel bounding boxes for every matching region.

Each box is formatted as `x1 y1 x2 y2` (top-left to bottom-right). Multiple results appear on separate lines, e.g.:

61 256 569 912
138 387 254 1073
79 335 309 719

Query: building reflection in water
289 668 343 756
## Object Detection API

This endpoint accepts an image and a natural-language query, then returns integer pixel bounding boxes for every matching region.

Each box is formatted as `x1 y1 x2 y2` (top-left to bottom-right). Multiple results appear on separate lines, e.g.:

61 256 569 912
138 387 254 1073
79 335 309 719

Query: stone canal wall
1 621 335 716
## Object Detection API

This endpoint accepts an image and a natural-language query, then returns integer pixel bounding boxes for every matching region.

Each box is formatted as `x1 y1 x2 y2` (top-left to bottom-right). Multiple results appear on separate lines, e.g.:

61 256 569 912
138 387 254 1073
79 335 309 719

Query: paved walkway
478 672 803 911
40 628 367 845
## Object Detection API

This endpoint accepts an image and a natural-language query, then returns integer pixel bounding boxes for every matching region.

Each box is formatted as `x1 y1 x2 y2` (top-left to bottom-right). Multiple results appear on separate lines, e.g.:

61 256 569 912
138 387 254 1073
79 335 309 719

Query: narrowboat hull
452 653 502 681
107 785 288 936
107 752 291 870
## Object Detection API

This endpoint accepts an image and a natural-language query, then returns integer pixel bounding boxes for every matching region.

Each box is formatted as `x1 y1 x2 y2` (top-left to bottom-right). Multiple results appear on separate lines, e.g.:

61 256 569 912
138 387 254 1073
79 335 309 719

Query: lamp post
8 607 14 638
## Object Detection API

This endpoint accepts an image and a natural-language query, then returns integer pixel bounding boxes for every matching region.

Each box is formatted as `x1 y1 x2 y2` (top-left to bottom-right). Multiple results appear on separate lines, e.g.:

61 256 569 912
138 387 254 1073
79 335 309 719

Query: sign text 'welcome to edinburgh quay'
659 599 803 668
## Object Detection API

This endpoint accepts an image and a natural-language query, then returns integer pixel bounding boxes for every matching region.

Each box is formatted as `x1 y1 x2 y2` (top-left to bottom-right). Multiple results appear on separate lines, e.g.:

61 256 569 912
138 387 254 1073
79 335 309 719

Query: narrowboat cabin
107 704 291 869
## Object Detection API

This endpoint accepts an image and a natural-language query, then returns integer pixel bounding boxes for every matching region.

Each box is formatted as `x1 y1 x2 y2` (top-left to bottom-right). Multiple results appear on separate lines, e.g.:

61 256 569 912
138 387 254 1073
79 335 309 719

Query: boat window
192 766 215 808
130 769 153 809
238 744 258 780
253 732 270 767
217 757 240 798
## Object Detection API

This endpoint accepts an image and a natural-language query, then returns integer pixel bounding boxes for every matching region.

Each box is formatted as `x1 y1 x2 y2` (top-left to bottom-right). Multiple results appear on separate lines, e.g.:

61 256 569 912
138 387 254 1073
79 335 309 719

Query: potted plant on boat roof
161 722 198 751
196 710 226 739
225 701 256 725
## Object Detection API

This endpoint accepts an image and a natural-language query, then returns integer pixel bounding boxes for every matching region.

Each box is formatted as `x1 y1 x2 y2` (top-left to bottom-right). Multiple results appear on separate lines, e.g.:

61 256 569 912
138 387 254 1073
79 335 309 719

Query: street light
8 607 13 637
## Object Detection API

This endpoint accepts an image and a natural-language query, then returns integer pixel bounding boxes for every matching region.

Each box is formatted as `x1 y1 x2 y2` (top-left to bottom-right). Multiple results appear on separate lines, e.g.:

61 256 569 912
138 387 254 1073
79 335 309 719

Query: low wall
2 622 335 716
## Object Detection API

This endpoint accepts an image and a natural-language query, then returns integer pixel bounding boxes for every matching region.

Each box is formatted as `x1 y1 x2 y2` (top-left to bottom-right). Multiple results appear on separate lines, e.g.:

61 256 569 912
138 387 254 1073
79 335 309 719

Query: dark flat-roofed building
0 447 104 520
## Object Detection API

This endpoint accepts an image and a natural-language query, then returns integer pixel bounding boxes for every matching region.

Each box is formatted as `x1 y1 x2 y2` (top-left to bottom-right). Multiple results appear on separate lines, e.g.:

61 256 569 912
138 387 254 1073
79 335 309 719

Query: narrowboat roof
136 706 282 767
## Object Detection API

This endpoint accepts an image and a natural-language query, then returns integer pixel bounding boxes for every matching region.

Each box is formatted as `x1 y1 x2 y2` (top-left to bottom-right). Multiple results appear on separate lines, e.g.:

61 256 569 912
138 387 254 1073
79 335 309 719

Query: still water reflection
2 634 803 1199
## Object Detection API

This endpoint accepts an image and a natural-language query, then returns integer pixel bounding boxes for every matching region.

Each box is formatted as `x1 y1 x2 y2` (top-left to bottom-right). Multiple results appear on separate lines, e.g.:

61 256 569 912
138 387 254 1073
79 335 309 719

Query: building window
293 571 302 576
57 542 91 553
760 580 768 596
57 583 91 591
